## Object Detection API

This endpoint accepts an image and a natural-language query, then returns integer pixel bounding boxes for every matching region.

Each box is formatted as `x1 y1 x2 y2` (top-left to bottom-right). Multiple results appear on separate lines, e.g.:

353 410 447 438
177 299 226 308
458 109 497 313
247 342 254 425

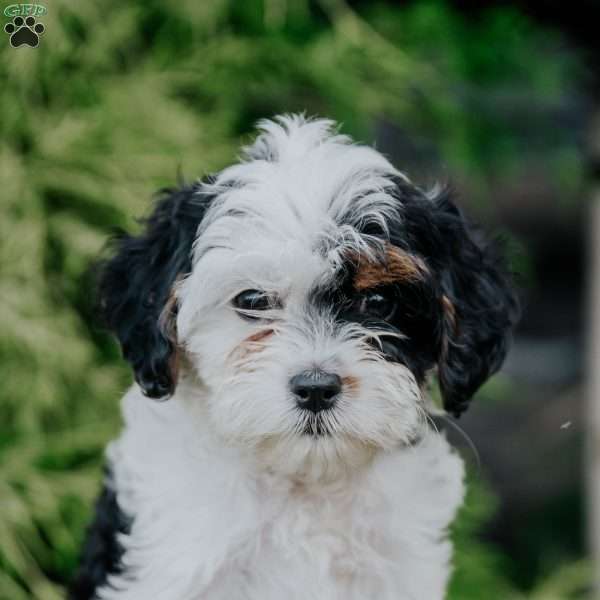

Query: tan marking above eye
353 245 428 291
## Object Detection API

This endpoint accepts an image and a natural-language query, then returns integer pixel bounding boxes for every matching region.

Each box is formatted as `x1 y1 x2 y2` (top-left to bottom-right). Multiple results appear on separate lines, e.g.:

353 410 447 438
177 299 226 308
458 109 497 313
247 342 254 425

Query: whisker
435 413 481 473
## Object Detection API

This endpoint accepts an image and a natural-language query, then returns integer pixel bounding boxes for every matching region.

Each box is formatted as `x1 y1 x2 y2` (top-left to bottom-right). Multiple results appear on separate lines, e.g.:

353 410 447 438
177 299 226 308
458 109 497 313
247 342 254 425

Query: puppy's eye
232 289 280 319
358 291 396 320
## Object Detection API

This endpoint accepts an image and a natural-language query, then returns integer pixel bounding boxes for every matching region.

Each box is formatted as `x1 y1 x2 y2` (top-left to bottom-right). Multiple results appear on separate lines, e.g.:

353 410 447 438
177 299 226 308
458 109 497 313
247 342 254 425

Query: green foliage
449 476 517 599
0 0 584 597
451 475 591 600
364 0 581 184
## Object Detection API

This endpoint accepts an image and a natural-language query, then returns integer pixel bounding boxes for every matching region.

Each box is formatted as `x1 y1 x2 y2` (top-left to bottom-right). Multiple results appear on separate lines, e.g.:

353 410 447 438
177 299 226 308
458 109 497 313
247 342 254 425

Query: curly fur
71 115 518 600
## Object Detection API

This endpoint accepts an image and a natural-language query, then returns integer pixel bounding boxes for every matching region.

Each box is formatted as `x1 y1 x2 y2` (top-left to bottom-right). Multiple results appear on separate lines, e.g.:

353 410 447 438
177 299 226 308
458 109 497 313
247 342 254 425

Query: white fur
98 115 465 600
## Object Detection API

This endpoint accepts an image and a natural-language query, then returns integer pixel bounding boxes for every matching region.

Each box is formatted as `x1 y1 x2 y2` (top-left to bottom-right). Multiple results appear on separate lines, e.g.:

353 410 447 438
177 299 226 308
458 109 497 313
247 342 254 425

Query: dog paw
4 16 45 48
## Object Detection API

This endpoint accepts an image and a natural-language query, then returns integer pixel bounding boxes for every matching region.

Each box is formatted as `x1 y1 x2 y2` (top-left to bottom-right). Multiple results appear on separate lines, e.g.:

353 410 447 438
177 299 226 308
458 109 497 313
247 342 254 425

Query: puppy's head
99 116 518 477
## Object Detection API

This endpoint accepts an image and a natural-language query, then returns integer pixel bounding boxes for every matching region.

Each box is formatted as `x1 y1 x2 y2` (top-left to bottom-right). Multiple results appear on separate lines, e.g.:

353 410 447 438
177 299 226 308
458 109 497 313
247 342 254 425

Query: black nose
290 370 342 413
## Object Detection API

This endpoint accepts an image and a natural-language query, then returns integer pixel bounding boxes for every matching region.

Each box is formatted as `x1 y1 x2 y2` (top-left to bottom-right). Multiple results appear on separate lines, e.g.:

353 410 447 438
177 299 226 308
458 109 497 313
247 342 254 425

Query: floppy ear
97 182 213 399
430 188 519 417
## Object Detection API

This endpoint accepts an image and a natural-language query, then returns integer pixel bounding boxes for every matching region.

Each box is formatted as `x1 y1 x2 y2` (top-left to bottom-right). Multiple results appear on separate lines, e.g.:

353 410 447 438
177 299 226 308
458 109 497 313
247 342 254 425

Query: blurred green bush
0 0 587 597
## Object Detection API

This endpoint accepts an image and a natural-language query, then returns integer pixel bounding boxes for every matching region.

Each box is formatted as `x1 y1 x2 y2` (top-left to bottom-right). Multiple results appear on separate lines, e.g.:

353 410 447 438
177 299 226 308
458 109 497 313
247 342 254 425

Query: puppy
69 115 518 600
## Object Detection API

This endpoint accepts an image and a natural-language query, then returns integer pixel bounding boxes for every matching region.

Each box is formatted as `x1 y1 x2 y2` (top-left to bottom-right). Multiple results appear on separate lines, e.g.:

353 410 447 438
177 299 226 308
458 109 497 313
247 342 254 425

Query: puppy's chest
219 482 393 587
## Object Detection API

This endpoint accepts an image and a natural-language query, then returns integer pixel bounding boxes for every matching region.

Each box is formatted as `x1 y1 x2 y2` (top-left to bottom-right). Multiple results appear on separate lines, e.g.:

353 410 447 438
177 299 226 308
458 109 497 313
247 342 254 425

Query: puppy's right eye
233 289 270 311
232 289 280 319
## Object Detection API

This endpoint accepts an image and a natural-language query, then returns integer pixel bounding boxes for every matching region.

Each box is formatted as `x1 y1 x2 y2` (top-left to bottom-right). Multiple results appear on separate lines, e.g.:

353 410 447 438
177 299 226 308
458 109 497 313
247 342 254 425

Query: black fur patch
68 470 131 600
313 179 519 417
391 180 520 416
310 257 441 386
97 181 214 399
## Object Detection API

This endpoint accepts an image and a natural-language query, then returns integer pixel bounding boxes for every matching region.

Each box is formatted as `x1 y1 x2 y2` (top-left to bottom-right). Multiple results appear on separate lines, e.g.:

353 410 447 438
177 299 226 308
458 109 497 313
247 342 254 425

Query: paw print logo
4 16 45 48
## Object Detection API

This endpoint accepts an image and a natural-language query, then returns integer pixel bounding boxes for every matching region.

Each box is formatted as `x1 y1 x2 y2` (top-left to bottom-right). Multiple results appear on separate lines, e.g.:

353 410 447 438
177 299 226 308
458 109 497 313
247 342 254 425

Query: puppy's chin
206 397 423 482
254 434 380 483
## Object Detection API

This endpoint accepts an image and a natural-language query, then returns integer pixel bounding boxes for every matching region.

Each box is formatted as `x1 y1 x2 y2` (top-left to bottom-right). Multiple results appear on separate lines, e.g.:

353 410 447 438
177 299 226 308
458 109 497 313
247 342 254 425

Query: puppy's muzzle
290 370 342 413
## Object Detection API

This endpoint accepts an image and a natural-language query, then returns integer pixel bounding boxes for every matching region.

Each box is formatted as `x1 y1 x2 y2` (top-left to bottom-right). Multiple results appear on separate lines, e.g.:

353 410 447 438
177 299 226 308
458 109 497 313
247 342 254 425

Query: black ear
430 188 520 417
97 182 213 399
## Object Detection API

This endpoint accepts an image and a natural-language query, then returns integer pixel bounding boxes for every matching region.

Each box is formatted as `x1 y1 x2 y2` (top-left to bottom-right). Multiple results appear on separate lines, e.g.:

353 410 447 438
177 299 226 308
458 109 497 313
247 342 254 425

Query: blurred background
1 0 599 598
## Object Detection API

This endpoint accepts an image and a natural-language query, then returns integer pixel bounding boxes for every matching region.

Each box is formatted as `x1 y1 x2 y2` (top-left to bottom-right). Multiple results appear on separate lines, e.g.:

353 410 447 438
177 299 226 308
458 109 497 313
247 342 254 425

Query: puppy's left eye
358 291 396 320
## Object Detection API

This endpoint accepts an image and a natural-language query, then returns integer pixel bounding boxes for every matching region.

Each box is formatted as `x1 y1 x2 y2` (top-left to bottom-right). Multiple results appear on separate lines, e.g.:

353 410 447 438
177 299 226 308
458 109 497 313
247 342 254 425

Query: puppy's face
99 116 518 478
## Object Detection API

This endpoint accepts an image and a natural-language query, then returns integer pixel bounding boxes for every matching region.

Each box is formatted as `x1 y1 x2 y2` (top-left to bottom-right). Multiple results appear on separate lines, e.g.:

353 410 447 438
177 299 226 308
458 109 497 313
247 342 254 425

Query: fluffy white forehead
198 115 403 251
179 115 405 321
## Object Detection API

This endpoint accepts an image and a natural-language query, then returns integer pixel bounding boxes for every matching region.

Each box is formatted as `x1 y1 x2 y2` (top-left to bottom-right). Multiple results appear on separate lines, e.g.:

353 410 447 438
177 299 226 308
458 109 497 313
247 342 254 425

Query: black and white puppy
70 115 518 600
